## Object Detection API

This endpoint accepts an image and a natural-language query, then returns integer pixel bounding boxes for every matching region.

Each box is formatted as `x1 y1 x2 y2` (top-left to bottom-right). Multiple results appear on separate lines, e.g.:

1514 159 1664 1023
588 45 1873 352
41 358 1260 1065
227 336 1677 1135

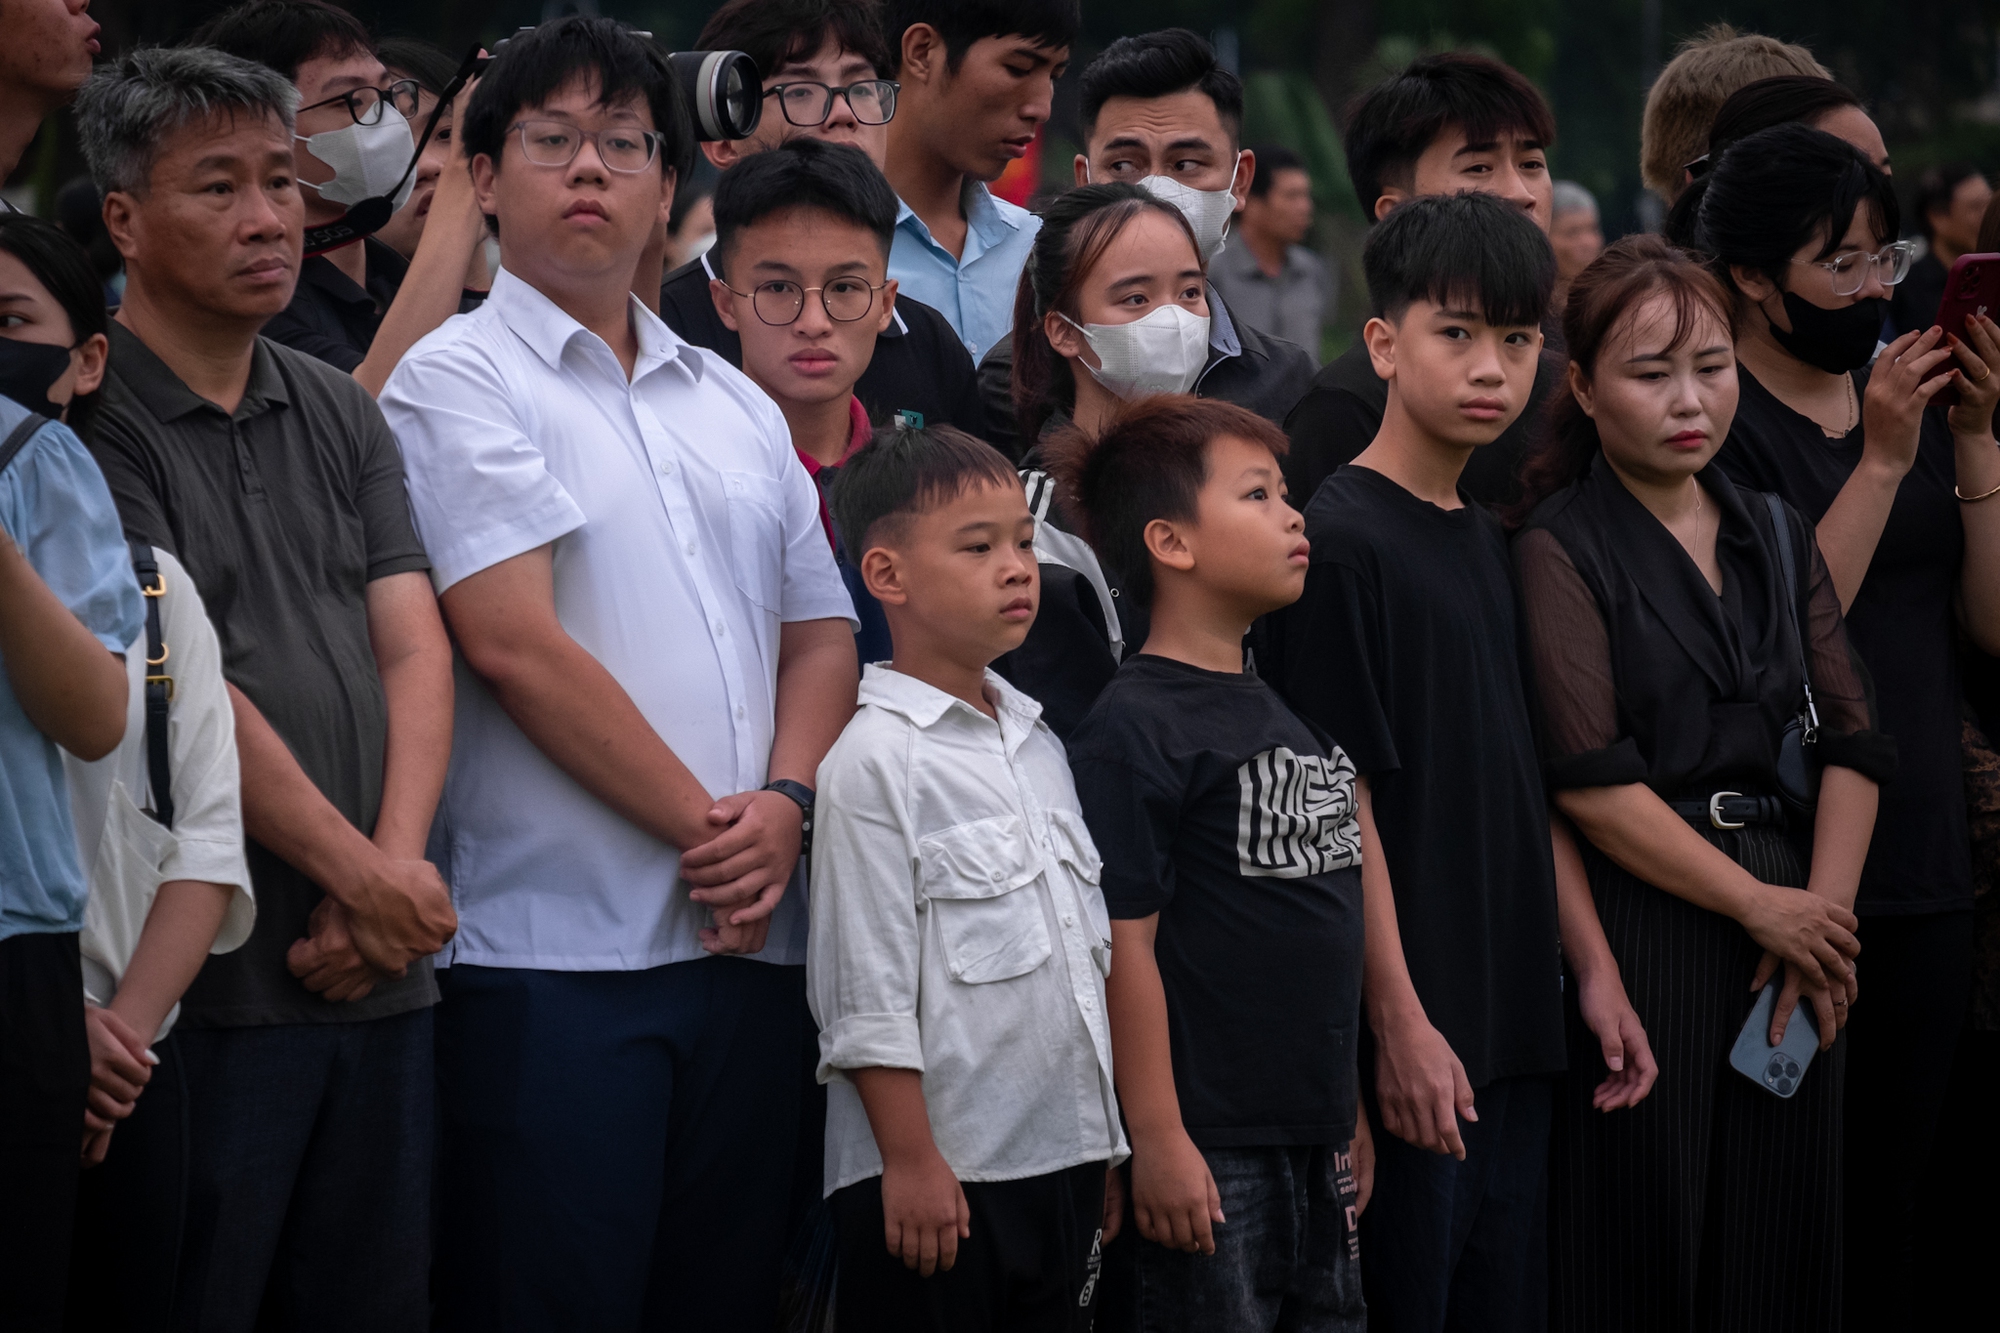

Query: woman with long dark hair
1689 120 2000 1329
1516 234 1893 1329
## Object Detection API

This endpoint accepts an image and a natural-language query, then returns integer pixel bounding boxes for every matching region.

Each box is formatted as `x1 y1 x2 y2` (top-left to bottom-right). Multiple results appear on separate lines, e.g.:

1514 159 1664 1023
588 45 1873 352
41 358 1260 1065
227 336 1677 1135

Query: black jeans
0 931 88 1333
833 1160 1111 1332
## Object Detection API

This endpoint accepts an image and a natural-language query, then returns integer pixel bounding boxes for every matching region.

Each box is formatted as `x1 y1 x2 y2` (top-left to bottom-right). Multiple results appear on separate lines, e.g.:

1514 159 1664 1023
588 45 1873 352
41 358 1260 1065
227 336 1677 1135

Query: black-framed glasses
299 79 422 126
721 276 889 326
512 121 664 173
1792 241 1918 297
763 80 899 128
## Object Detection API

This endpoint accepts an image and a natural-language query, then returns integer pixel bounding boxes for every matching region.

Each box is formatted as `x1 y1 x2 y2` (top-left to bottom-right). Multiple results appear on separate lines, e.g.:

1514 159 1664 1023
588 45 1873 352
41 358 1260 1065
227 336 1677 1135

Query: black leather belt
1667 791 1786 830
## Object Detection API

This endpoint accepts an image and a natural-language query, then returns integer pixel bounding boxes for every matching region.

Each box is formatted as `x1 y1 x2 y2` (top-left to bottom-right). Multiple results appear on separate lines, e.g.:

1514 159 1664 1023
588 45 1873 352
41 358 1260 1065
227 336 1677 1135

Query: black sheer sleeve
1514 527 1648 789
1800 526 1899 783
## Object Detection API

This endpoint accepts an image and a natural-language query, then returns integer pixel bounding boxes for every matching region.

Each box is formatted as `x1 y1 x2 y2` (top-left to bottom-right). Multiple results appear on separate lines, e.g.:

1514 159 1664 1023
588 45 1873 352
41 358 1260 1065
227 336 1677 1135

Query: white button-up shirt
381 268 856 971
809 665 1127 1194
888 181 1040 363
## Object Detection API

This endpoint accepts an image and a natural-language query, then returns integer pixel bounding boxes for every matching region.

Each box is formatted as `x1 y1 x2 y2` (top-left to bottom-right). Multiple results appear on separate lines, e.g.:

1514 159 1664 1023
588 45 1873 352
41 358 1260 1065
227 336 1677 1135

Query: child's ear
859 546 908 605
1362 315 1398 382
710 277 740 333
1142 517 1197 576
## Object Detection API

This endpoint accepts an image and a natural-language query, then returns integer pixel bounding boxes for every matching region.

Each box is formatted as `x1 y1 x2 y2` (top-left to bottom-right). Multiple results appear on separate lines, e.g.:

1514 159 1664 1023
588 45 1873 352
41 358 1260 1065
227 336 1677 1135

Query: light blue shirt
0 398 145 941
888 181 1040 363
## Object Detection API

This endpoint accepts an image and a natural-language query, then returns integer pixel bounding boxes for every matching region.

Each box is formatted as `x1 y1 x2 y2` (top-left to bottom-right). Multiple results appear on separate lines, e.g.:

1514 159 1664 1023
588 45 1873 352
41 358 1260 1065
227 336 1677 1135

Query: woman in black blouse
1685 122 2000 1328
1515 236 1894 1330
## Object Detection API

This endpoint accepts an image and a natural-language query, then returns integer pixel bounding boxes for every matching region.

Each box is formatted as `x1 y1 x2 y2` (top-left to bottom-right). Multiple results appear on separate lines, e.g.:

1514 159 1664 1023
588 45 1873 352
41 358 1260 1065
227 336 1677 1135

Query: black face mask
0 339 72 419
1769 291 1887 374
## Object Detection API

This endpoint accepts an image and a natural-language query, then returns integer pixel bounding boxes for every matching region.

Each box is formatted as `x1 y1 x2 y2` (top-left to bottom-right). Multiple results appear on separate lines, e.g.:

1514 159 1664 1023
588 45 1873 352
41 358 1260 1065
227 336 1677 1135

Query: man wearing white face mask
191 1 490 399
975 28 1315 458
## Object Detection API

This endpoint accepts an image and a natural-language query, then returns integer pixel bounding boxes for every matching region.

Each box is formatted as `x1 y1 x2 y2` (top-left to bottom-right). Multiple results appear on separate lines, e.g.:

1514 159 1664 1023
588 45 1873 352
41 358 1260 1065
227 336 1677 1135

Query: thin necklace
1668 481 1703 551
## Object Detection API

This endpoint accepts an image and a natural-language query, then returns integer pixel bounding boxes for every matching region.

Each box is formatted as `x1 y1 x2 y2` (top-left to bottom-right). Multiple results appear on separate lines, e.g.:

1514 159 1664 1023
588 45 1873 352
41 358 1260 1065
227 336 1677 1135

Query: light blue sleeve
0 420 146 653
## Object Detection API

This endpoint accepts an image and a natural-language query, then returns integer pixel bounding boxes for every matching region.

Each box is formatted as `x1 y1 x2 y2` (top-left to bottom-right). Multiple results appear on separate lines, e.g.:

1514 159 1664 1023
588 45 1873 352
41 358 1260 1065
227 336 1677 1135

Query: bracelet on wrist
1956 478 2000 502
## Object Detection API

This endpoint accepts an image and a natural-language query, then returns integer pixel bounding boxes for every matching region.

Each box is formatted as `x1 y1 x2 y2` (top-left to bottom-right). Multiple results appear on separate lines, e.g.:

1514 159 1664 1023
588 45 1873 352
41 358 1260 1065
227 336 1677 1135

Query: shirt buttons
735 704 745 719
685 541 696 557
713 620 726 636
1062 914 1074 927
657 458 673 476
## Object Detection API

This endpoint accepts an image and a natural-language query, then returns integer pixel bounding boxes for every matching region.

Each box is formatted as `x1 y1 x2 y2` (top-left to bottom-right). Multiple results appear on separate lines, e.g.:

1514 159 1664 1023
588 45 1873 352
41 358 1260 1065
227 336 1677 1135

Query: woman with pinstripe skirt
1511 236 1895 1331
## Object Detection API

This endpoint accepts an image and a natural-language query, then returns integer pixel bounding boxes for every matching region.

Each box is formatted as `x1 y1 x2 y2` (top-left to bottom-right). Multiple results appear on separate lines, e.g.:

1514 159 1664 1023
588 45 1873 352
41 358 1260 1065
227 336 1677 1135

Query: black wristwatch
763 779 816 861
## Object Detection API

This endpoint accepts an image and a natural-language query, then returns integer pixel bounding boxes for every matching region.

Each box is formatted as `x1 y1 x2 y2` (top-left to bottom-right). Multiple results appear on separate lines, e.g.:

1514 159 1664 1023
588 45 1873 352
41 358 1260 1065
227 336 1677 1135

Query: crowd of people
0 1 1993 1331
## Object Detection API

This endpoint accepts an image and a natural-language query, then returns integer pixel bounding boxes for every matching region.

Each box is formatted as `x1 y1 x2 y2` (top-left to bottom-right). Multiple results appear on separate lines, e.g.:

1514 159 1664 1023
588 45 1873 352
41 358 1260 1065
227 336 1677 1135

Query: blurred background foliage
19 0 2000 344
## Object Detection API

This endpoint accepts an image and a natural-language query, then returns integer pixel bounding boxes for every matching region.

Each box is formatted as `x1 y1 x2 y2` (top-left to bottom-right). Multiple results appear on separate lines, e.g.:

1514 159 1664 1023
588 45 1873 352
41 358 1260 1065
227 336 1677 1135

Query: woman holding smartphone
1687 122 2000 1328
1513 235 1892 1329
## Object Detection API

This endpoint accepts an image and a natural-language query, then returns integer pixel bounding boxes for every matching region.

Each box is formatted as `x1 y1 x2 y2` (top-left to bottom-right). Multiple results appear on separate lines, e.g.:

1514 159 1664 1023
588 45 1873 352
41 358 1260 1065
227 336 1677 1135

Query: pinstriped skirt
1550 824 1844 1333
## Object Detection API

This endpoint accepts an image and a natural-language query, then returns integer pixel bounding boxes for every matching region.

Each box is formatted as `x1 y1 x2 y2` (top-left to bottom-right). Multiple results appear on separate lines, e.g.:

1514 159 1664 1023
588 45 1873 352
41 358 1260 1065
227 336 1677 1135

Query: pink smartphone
1931 252 2000 408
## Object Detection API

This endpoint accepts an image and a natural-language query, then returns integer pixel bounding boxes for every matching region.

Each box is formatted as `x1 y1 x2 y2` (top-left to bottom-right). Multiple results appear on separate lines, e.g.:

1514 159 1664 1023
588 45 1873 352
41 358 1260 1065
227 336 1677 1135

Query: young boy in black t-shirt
1269 191 1566 1333
1056 396 1369 1332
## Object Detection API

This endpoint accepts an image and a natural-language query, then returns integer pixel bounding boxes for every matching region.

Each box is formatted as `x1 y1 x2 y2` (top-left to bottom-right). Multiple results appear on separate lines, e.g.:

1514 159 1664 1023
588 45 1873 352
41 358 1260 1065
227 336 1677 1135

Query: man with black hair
976 27 1316 456
1284 52 1561 513
655 0 985 436
0 0 101 208
1210 144 1336 361
1269 192 1567 1333
189 0 487 397
380 18 860 1328
881 0 1076 360
1889 162 1992 336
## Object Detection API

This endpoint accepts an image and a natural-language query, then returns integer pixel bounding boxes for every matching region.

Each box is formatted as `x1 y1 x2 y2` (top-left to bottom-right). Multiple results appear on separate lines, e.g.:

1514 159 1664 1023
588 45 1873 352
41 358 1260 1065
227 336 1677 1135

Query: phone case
1929 252 2000 409
1727 981 1820 1099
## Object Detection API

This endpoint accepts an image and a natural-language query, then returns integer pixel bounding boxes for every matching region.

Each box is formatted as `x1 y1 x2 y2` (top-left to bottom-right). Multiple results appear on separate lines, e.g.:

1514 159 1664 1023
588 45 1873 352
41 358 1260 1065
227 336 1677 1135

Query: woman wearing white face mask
988 184 1215 739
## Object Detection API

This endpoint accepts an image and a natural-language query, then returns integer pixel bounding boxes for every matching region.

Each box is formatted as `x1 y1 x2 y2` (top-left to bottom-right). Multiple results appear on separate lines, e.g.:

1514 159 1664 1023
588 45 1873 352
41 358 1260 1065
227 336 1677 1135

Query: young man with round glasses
380 17 861 1329
192 0 488 397
655 0 987 438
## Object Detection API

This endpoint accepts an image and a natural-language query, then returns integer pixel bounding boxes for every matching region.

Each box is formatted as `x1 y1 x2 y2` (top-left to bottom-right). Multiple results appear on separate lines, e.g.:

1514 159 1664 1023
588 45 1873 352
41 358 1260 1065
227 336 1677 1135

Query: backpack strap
0 410 49 477
128 540 175 829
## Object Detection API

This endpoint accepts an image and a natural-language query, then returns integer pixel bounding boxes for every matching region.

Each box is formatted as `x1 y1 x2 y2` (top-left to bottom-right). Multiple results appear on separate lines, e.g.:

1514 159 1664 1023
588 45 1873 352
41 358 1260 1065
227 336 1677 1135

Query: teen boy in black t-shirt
1059 396 1368 1332
1269 192 1565 1333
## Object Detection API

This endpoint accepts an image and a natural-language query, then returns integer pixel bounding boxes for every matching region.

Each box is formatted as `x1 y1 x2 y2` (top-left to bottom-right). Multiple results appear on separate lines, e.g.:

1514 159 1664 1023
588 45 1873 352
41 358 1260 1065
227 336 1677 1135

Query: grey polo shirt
89 321 436 1027
1208 241 1336 363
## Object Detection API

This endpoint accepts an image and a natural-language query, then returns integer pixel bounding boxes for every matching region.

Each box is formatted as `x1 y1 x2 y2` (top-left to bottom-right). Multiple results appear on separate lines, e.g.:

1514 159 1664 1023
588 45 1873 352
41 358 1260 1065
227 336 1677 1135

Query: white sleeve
808 718 924 1081
749 394 857 628
381 344 586 592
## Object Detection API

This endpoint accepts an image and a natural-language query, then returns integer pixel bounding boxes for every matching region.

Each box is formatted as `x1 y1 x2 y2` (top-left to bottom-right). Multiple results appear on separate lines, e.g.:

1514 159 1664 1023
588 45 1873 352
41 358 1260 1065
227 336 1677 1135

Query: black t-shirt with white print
1068 653 1365 1148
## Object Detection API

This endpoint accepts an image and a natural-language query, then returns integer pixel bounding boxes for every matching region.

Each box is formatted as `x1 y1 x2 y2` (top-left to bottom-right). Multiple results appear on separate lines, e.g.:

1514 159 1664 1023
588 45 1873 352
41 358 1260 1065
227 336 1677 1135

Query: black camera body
479 28 762 142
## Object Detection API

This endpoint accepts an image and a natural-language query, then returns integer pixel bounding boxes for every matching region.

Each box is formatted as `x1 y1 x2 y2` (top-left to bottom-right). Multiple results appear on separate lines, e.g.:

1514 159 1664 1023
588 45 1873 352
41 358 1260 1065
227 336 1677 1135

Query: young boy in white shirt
809 421 1126 1329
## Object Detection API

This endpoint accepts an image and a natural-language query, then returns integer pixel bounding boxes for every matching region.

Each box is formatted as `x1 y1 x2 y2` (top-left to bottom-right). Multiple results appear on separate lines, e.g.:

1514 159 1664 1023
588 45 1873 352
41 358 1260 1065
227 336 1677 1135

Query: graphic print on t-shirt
1236 746 1361 878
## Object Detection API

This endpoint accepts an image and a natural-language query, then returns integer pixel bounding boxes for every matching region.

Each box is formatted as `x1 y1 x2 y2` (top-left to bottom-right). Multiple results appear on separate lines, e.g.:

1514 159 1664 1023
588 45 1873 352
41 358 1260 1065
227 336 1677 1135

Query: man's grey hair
74 46 299 197
1551 180 1597 220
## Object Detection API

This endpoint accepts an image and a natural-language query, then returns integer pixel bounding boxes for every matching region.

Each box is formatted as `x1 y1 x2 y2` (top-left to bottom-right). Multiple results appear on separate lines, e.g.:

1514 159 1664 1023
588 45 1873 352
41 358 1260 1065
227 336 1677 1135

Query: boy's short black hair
377 37 460 99
1343 52 1556 221
1364 191 1554 326
1078 29 1242 141
1916 162 1986 241
187 0 373 83
831 421 1022 555
711 137 898 278
1249 144 1305 198
1042 395 1288 611
697 0 894 83
880 0 1079 73
461 16 693 184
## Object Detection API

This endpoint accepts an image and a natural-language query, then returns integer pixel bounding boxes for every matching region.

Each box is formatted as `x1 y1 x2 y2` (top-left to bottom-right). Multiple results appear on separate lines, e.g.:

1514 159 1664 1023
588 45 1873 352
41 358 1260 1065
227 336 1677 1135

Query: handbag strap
0 410 48 477
1763 492 1819 743
128 540 174 829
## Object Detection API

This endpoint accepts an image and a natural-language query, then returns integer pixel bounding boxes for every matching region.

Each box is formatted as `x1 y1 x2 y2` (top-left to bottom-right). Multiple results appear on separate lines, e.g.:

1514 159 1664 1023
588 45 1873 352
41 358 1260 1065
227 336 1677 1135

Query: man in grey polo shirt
76 47 455 1328
1209 144 1336 363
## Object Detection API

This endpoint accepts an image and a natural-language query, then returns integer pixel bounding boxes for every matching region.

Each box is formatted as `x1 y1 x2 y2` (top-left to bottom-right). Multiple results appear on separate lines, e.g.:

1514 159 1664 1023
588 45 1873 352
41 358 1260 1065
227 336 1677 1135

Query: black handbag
1764 492 1822 818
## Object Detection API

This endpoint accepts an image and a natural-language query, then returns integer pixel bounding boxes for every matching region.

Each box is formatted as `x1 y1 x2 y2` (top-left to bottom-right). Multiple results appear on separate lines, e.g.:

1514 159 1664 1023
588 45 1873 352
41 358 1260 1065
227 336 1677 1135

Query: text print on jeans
1235 746 1362 878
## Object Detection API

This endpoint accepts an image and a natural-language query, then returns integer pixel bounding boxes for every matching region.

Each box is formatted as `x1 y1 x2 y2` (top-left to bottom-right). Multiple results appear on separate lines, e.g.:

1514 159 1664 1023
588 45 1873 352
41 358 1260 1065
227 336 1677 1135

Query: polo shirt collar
859 662 1046 744
1207 287 1243 360
488 265 701 382
106 320 291 424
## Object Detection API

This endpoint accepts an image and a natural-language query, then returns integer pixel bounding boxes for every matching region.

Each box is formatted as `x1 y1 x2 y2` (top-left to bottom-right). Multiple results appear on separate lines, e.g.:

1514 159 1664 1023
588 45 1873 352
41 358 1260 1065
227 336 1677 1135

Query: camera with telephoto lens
479 28 762 141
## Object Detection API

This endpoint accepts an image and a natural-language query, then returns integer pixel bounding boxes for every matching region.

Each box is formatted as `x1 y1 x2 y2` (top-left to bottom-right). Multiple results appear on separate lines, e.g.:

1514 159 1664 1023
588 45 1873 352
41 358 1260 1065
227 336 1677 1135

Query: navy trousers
433 957 812 1332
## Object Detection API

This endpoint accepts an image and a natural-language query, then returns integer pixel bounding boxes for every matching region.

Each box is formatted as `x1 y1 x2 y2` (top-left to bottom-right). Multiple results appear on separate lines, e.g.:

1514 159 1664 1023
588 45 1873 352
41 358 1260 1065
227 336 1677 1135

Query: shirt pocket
1046 807 1113 978
720 470 786 614
918 814 1052 984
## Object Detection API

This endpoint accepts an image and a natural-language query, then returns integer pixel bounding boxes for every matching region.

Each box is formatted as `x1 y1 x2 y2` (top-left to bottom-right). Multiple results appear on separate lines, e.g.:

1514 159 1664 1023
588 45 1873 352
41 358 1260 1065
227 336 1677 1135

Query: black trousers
0 931 88 1333
65 1031 187 1332
831 1160 1110 1332
1551 826 1844 1333
1841 908 1973 1332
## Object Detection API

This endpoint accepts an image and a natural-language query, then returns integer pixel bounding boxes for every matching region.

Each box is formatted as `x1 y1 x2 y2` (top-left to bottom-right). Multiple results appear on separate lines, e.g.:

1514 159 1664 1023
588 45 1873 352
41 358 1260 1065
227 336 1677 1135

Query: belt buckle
1708 791 1745 830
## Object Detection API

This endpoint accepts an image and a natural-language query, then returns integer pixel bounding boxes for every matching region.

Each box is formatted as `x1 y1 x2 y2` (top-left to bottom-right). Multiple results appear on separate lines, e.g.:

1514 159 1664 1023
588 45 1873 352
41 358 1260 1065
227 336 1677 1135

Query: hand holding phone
1728 981 1821 1099
1930 252 2000 409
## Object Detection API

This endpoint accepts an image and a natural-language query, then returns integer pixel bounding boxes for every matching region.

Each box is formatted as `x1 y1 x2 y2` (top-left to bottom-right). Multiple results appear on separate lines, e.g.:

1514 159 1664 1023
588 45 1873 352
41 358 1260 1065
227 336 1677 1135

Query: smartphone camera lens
1774 1075 1795 1095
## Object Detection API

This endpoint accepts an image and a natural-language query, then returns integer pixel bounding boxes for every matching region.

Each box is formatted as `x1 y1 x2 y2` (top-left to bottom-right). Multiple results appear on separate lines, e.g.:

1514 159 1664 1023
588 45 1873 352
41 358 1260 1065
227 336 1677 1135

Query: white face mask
1137 175 1236 260
1060 303 1211 399
298 104 418 211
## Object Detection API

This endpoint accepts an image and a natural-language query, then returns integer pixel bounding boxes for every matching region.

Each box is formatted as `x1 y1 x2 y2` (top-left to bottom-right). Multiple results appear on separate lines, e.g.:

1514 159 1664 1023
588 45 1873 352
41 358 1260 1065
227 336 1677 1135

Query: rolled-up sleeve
380 346 586 592
808 722 923 1081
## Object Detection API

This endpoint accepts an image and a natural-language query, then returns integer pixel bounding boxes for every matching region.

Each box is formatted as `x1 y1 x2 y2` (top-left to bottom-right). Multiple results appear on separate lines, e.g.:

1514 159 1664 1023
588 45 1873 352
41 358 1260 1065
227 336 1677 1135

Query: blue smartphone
1727 982 1820 1099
